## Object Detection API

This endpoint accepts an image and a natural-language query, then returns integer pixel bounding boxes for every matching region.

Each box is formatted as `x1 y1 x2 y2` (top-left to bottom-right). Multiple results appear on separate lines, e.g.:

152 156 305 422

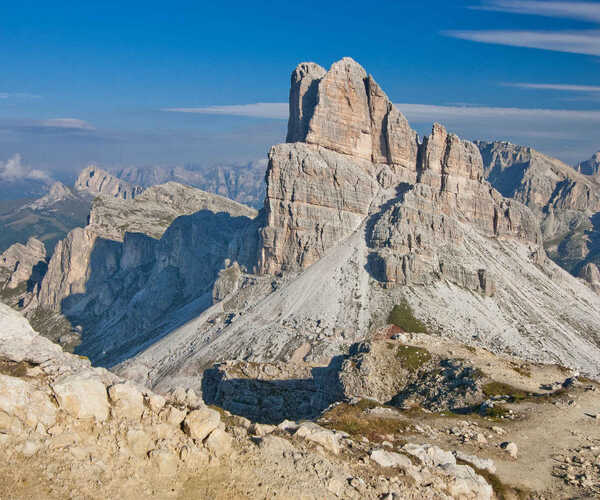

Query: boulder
52 373 109 421
147 393 166 413
183 408 220 441
249 422 276 437
204 428 233 457
0 374 57 428
161 405 187 427
108 382 144 420
295 422 341 455
370 449 412 468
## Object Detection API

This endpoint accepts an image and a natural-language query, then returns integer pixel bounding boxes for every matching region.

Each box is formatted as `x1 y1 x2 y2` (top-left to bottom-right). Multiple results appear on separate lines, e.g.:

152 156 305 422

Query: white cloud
40 118 95 130
162 102 289 119
475 1 600 23
503 82 600 91
396 102 600 121
162 101 600 122
445 29 600 56
0 154 53 182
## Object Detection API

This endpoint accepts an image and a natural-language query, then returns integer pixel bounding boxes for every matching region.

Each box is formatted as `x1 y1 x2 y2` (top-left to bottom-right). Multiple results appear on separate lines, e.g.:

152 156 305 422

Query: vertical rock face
0 238 47 290
297 57 419 170
75 166 144 200
580 151 600 177
260 58 541 281
477 140 600 292
286 62 327 143
35 182 258 365
258 144 380 274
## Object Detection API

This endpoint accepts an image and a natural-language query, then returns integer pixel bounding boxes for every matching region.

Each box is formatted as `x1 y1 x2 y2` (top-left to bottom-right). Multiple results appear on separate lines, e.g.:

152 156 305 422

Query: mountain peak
74 165 144 200
287 58 418 168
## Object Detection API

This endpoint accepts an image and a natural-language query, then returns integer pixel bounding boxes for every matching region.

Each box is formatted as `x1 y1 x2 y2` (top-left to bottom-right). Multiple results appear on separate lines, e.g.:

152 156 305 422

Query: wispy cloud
0 117 96 135
163 102 289 119
445 29 600 56
448 1 600 56
503 82 600 91
475 1 600 23
0 153 53 182
162 101 600 122
40 118 95 130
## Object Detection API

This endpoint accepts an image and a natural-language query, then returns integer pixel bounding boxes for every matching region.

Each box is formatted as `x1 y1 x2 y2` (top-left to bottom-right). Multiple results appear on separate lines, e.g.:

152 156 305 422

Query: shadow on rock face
55 209 258 368
201 355 346 424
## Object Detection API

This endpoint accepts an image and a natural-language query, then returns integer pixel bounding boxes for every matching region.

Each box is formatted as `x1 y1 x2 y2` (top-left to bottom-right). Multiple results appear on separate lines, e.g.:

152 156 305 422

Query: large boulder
52 373 109 421
182 408 220 441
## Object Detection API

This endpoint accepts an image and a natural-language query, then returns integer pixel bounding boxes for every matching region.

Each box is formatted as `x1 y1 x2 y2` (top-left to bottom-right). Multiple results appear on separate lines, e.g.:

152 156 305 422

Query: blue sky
1 0 599 181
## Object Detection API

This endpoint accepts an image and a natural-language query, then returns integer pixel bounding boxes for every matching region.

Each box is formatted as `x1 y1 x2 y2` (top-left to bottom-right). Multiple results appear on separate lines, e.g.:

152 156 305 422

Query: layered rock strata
75 165 143 200
120 59 600 389
478 141 600 292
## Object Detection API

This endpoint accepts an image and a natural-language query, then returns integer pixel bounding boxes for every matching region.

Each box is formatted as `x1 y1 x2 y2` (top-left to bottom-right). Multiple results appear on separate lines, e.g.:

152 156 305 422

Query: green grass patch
396 345 432 371
319 401 410 443
387 301 427 333
482 382 529 401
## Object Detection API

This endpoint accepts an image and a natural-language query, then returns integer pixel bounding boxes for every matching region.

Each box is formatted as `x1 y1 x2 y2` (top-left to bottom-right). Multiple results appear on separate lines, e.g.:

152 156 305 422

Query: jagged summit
286 57 418 169
75 165 144 200
23 181 77 211
117 58 600 388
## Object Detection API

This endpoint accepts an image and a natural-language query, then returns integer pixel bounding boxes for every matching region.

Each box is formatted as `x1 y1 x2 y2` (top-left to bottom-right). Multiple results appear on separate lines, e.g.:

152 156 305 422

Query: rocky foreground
1 303 600 499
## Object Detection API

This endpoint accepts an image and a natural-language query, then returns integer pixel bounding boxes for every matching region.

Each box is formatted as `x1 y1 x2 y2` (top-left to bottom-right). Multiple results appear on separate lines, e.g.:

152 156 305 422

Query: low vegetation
395 345 432 371
482 381 529 402
319 401 410 443
387 301 428 333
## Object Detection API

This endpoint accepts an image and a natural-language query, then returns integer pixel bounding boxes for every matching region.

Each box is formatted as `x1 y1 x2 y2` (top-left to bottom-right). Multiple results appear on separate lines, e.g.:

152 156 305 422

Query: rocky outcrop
75 165 143 200
579 151 600 177
23 181 77 211
34 182 258 365
88 181 257 241
261 58 541 286
118 59 600 390
0 237 46 291
477 141 600 292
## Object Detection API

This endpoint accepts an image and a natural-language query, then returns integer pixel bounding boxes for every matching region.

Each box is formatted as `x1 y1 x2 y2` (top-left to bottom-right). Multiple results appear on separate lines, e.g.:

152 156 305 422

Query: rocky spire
286 57 419 169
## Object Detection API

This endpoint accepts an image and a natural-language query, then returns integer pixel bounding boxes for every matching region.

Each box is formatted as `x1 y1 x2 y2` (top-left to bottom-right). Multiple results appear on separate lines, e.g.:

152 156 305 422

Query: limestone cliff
261 58 540 285
119 59 600 391
75 165 143 200
0 237 46 291
33 182 258 365
478 141 600 291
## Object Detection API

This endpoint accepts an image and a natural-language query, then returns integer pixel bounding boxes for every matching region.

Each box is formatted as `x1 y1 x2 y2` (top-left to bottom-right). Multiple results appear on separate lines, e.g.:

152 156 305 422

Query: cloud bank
0 154 53 182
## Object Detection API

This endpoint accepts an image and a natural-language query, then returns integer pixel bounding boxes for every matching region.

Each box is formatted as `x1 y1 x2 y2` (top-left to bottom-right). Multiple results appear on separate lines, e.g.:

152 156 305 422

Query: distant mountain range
110 161 267 209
